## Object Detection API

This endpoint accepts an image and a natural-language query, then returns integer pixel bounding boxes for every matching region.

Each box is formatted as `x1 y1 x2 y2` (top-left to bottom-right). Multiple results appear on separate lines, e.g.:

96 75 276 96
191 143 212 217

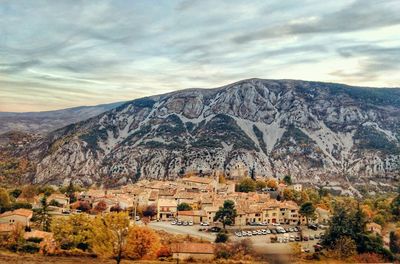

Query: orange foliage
125 226 161 260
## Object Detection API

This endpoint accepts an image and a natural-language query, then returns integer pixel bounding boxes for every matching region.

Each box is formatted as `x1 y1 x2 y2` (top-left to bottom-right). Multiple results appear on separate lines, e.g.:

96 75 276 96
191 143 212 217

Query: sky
1 0 400 112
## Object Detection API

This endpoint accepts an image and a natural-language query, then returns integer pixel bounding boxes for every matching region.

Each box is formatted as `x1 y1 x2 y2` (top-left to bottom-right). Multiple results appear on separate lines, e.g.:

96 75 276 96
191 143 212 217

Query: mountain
12 79 400 189
0 102 125 135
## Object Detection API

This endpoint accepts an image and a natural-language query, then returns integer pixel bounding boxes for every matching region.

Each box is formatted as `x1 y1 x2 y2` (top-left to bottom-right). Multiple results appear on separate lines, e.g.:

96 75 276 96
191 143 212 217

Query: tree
51 214 93 251
9 188 22 199
38 186 55 197
299 201 315 226
125 225 161 260
49 199 61 207
37 196 51 231
110 204 122 213
214 200 237 230
329 236 357 260
255 180 266 191
215 231 229 243
283 175 292 185
177 202 192 211
390 229 400 254
20 185 36 202
237 178 256 193
391 189 400 220
94 200 108 213
266 179 278 190
0 188 11 213
90 212 130 264
143 205 156 219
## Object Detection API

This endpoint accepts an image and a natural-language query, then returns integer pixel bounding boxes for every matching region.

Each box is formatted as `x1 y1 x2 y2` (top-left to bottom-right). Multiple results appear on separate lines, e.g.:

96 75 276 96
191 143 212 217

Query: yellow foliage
90 212 130 263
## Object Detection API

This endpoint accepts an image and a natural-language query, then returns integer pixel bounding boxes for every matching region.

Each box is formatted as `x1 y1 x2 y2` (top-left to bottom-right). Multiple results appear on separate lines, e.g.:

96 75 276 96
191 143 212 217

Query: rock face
28 79 400 186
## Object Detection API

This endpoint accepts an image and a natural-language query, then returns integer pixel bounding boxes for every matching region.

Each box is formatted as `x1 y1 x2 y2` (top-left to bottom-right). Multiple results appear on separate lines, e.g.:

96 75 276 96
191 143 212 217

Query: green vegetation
214 200 237 230
299 201 315 226
354 125 399 154
236 178 256 193
215 231 229 243
177 202 192 211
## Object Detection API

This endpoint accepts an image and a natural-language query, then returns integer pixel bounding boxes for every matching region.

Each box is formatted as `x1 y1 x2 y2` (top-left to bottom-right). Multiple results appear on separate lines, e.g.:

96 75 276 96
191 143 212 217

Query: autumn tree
90 212 130 264
236 178 256 193
20 185 37 202
125 225 161 260
94 200 108 213
143 205 157 219
328 236 357 260
51 214 93 251
255 180 266 191
0 188 11 213
266 179 278 190
214 200 237 230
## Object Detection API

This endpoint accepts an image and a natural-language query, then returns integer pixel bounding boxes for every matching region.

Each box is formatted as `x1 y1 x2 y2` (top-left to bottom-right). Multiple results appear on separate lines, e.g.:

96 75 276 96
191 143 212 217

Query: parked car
210 226 222 233
272 223 280 226
200 222 209 226
171 221 177 225
314 244 323 252
309 235 315 240
266 229 271 234
252 230 258 235
183 221 188 226
271 229 277 234
295 236 301 241
188 221 193 226
303 236 309 241
235 232 242 237
308 224 318 230
177 221 182 225
293 227 298 232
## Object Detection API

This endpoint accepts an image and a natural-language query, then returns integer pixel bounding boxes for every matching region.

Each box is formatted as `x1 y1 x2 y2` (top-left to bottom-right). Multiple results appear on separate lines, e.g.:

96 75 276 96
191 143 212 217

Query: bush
215 232 229 243
26 237 43 244
20 242 40 254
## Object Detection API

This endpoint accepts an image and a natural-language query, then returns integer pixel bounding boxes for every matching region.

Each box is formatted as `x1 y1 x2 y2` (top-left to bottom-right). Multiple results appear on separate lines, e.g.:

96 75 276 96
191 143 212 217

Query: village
4 170 387 263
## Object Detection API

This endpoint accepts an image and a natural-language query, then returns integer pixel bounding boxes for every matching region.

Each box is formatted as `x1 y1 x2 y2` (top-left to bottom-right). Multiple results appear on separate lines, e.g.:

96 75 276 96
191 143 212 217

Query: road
149 222 216 241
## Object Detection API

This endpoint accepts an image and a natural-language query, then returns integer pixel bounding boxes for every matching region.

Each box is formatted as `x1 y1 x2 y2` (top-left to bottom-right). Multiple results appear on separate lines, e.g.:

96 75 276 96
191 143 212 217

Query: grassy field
0 252 175 264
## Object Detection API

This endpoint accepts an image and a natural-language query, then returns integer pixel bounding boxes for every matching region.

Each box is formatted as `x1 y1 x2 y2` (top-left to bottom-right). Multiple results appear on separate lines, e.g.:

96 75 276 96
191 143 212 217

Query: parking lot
149 220 326 254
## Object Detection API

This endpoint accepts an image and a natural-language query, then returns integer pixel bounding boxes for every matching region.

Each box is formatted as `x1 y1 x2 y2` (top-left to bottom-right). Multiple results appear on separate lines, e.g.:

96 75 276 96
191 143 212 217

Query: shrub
215 232 229 243
20 242 40 254
26 237 43 244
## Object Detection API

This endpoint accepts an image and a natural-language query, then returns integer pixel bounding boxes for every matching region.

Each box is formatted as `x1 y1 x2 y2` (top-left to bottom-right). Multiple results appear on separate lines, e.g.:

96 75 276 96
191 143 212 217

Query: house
47 193 70 207
157 199 177 220
293 184 302 192
366 222 382 236
0 209 33 227
0 223 15 234
177 210 207 224
203 206 219 223
170 243 215 261
182 176 217 192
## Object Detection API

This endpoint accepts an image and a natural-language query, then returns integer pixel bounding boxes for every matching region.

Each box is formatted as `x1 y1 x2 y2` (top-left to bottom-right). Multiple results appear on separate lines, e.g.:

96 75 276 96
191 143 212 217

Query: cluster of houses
0 176 333 233
73 176 330 227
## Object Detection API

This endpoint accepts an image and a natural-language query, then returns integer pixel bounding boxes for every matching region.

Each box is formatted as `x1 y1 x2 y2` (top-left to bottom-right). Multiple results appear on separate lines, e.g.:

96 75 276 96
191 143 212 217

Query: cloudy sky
1 0 400 112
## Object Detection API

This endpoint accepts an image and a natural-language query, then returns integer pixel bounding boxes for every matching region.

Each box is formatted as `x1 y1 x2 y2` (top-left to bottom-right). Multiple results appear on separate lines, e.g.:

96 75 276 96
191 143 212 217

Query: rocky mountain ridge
15 79 400 188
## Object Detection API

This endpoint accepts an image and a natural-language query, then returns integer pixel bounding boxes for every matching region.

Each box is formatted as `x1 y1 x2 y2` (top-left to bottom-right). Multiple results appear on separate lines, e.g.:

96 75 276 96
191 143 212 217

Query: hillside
6 79 400 188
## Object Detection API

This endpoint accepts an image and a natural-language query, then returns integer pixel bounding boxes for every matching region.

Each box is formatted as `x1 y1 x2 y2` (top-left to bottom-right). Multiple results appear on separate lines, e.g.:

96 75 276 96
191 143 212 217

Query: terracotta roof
182 176 213 184
177 210 206 217
0 209 33 218
170 243 214 254
149 191 159 201
0 223 15 233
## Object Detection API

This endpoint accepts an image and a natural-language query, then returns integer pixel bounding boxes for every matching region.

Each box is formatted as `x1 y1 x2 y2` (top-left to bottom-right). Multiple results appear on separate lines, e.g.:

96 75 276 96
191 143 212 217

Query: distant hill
0 102 124 134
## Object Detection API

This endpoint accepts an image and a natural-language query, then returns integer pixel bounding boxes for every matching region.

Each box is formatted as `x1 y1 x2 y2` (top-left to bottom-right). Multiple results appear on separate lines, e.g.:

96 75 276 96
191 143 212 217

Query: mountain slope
26 79 400 187
0 102 125 134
